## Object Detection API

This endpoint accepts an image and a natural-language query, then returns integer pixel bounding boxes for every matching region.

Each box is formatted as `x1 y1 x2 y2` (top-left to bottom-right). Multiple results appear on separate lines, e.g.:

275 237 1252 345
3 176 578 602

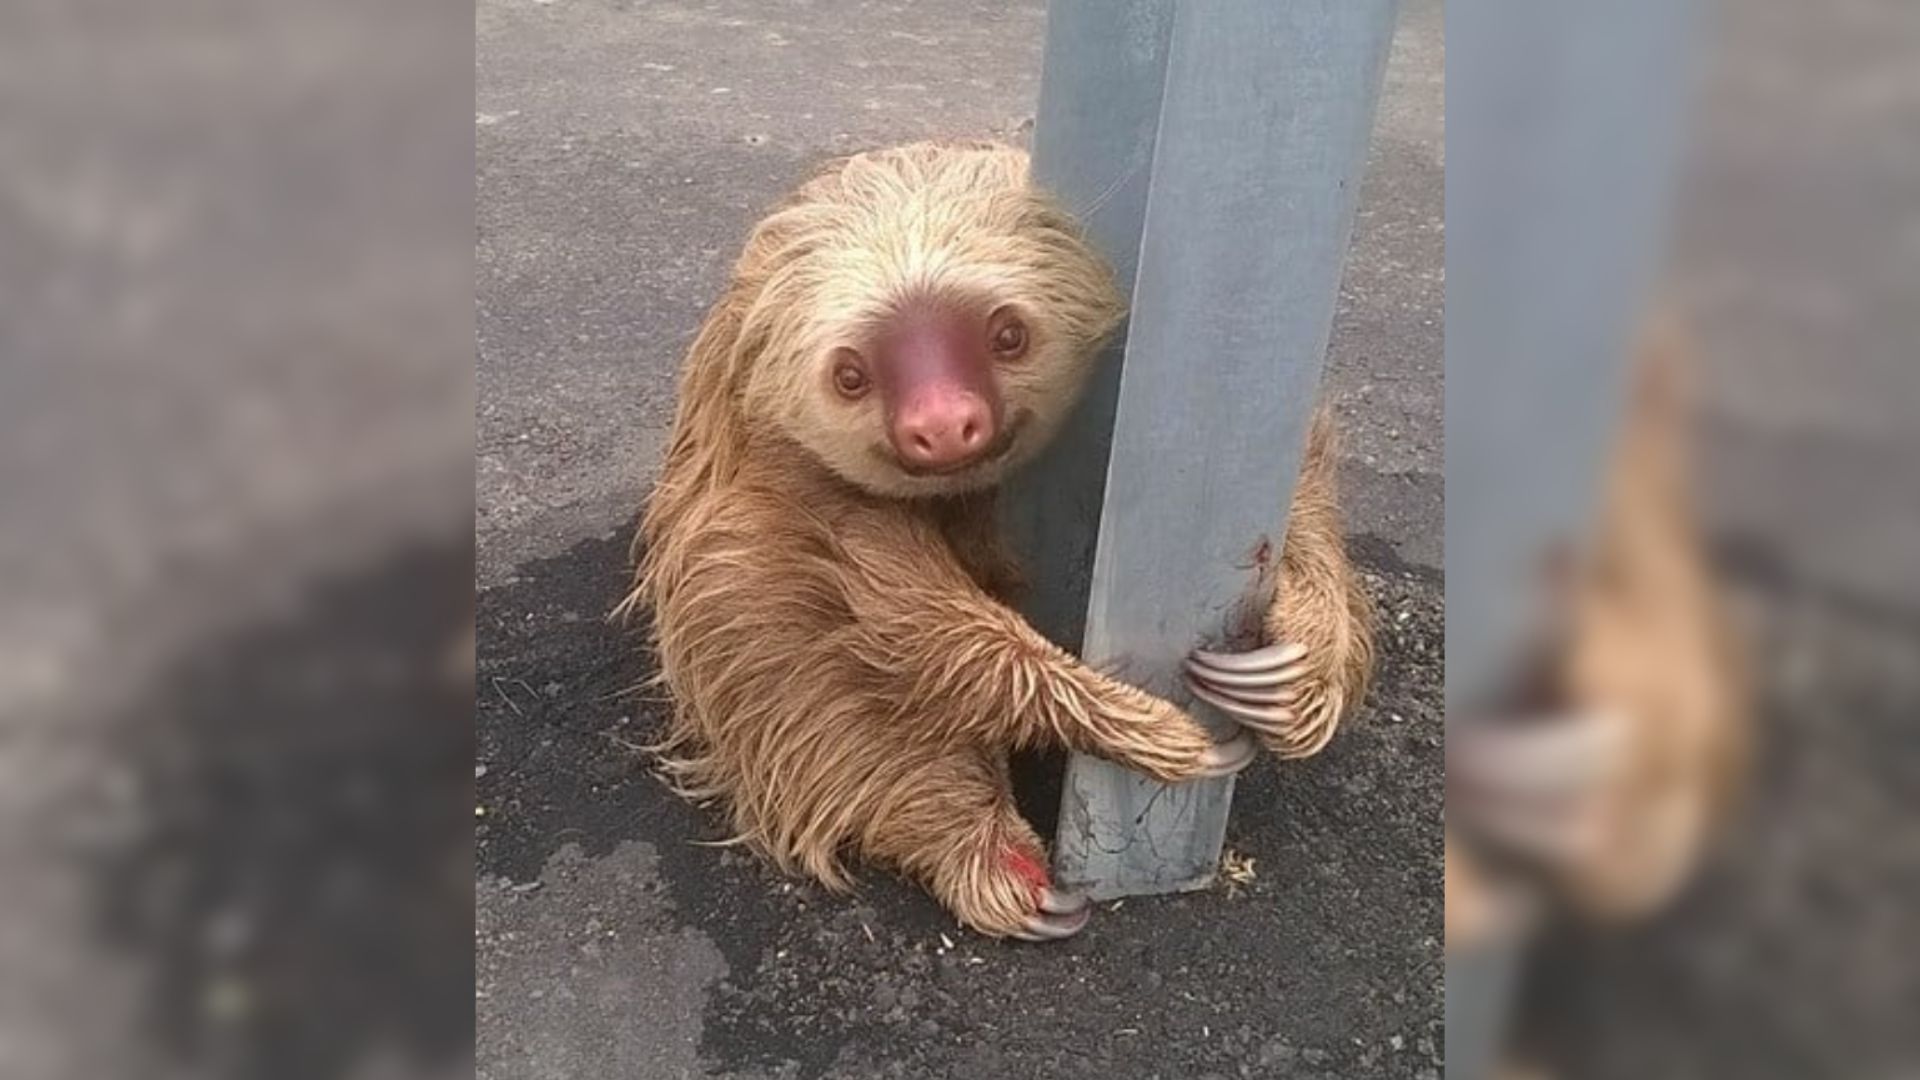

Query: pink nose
890 390 996 471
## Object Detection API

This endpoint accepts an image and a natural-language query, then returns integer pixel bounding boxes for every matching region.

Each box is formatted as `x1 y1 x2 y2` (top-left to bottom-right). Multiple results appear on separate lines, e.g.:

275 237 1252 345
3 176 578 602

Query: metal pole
1444 2 1699 1077
1006 0 1176 655
1009 0 1401 899
1446 0 1700 712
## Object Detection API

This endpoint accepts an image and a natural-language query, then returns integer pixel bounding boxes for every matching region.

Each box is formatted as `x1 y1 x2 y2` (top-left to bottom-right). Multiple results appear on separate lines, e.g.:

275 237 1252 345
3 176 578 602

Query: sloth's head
734 141 1124 498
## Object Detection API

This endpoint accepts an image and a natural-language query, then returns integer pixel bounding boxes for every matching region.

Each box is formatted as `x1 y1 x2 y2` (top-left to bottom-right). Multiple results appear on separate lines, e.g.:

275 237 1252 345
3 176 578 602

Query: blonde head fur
709 140 1122 499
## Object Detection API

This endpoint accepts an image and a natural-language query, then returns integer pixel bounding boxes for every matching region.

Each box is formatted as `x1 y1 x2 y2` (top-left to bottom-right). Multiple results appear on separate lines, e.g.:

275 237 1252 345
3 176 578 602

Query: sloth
621 140 1373 940
1447 318 1749 940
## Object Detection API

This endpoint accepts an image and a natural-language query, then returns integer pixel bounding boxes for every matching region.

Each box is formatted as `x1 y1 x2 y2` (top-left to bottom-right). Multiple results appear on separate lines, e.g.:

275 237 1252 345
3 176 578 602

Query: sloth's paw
1185 638 1363 760
1194 728 1261 777
1002 845 1091 942
1104 695 1257 783
948 843 1092 942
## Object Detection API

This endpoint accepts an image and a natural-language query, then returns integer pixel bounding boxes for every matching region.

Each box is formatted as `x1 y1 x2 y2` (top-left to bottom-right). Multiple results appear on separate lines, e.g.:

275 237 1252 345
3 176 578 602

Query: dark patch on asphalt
1349 532 1444 589
1710 529 1920 640
89 540 476 1080
1336 459 1445 576
477 517 1444 1079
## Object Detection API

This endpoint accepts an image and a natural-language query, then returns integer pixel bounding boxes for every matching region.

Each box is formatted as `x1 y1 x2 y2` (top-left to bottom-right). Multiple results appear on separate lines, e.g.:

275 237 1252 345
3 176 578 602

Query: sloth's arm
842 520 1253 782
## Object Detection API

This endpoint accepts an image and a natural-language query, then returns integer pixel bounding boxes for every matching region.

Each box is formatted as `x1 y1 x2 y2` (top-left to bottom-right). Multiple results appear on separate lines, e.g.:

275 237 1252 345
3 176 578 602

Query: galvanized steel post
1008 0 1401 899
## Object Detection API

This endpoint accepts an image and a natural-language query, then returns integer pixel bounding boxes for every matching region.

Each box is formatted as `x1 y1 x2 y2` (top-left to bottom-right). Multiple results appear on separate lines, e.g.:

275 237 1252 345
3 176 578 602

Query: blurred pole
1008 0 1400 899
1445 1 1700 1077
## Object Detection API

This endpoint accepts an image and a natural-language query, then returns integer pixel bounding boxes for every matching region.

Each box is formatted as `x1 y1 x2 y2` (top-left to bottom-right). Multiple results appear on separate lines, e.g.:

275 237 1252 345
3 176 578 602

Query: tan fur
1445 829 1501 948
1262 405 1377 758
623 140 1374 937
1554 318 1749 920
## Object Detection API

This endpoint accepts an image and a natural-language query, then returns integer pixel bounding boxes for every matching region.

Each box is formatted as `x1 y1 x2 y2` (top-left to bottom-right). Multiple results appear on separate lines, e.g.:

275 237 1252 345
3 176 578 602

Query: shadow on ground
87 541 476 1080
475 520 1443 1080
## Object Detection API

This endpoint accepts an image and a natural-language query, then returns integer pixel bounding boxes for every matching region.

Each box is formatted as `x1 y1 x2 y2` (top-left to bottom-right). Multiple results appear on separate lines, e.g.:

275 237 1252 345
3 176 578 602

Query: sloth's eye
992 317 1028 358
832 358 870 398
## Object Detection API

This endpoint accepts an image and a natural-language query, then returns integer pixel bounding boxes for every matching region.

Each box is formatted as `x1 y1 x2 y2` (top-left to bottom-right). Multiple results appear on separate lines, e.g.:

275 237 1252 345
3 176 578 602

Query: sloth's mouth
875 408 1031 479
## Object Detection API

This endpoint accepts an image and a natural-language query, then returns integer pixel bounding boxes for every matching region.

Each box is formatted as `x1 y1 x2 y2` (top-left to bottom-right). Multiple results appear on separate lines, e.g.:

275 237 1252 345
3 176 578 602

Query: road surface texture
1 3 474 1079
477 1 1445 1078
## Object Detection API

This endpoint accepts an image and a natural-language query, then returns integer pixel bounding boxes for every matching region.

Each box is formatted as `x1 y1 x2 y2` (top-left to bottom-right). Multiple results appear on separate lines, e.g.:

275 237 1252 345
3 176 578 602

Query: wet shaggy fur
1267 406 1376 759
621 140 1374 938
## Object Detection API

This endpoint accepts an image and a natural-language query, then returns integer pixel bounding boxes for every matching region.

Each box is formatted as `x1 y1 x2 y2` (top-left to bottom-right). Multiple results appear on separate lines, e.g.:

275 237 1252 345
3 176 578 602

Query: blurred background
0 2 473 1078
1448 0 1920 1077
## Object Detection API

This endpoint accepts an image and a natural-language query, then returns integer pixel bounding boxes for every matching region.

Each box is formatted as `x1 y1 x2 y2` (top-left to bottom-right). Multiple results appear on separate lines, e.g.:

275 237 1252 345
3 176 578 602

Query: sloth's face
803 292 1053 497
738 144 1123 498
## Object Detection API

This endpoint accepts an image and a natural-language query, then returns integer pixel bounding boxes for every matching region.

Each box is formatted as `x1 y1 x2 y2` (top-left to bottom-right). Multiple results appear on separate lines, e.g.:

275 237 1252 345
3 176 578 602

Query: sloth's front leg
1184 554 1374 760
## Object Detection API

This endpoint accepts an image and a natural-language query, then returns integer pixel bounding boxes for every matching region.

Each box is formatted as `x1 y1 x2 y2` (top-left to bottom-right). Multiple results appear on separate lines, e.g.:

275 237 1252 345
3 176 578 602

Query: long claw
1195 729 1258 777
1038 887 1090 916
1454 788 1604 863
1451 709 1624 801
1185 678 1301 708
1449 708 1629 866
1011 904 1091 942
1183 656 1311 690
1189 641 1308 673
1188 678 1298 736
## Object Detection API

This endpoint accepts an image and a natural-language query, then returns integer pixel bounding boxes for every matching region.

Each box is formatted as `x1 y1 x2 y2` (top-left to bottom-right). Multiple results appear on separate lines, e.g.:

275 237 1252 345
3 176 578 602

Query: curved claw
1183 655 1311 691
1188 677 1299 737
1011 903 1091 942
1038 886 1090 916
1450 708 1626 864
1184 677 1301 708
1450 709 1624 800
1457 795 1604 862
1194 728 1259 777
1189 641 1308 673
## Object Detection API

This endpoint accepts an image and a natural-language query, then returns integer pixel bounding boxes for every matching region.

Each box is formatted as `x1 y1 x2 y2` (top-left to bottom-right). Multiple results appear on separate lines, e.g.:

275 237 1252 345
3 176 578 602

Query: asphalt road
0 4 474 1078
476 1 1447 1078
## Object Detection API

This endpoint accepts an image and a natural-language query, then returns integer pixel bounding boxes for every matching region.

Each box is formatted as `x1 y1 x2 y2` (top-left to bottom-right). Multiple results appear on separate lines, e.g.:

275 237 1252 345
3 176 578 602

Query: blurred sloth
1447 319 1749 946
619 141 1373 940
